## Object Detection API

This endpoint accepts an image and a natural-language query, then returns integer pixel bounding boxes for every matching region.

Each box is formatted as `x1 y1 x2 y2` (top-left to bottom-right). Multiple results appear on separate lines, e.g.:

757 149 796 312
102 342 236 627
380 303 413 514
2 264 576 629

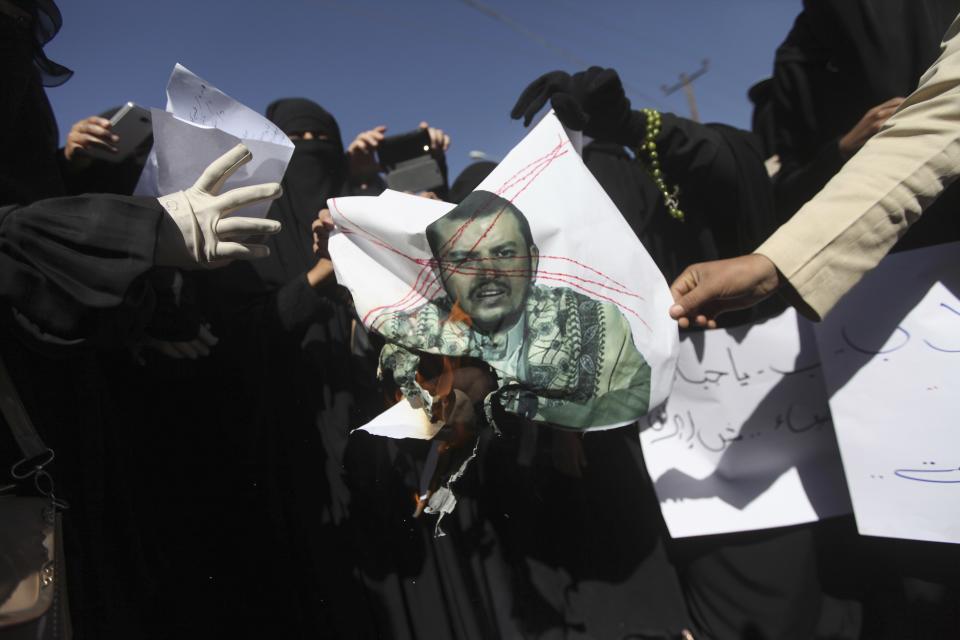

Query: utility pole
661 59 710 122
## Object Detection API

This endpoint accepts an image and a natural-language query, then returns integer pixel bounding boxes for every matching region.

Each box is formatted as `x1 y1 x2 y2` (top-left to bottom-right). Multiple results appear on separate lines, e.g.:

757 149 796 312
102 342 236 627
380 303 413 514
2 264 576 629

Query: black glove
510 71 572 126
511 67 647 147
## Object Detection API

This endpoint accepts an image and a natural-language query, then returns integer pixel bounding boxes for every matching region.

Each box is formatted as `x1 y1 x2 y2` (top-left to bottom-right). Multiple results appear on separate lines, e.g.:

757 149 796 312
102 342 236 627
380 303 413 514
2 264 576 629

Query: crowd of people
2 0 960 638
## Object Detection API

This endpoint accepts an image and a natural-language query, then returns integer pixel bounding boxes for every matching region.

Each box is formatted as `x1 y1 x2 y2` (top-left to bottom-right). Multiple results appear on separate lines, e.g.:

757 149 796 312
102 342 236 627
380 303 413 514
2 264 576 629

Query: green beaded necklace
638 108 684 222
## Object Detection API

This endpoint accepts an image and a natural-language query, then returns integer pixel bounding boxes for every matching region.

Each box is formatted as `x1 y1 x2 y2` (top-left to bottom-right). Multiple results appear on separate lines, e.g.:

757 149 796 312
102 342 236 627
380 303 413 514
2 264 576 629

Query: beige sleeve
756 12 960 321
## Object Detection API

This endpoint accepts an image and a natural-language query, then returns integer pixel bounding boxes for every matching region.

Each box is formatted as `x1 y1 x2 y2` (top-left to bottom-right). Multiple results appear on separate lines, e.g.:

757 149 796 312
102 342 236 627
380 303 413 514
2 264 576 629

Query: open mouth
473 282 508 300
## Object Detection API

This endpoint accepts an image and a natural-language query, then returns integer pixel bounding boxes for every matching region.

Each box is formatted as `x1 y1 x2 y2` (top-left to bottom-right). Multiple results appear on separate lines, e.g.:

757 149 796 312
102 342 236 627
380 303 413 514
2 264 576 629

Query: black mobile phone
377 128 447 195
377 128 431 168
82 102 153 163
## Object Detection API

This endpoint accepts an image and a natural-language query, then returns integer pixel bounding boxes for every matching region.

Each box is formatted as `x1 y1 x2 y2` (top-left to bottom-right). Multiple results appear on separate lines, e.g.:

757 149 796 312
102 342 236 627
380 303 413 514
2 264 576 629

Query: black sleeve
769 31 849 221
0 194 165 342
196 263 339 346
772 138 846 220
645 114 786 325
654 112 779 244
647 112 782 260
274 273 339 335
655 112 741 208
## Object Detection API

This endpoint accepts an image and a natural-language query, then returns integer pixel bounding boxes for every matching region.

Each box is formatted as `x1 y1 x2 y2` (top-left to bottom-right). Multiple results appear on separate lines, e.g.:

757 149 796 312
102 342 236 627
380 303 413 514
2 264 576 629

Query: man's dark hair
426 190 534 258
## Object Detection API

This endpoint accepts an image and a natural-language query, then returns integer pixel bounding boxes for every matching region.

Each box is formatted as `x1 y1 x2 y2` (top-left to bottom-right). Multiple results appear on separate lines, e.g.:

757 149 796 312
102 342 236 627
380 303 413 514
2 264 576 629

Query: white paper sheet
164 64 290 145
135 64 293 218
640 308 851 538
815 241 960 544
336 112 678 437
359 396 441 440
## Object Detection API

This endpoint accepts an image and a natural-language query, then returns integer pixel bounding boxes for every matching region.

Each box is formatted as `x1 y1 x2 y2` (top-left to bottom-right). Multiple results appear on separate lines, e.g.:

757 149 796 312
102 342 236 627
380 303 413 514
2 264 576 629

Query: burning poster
328 112 678 524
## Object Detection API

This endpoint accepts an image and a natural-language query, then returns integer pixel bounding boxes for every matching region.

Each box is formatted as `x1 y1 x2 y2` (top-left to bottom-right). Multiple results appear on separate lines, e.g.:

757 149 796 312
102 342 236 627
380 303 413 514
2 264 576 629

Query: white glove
156 144 282 268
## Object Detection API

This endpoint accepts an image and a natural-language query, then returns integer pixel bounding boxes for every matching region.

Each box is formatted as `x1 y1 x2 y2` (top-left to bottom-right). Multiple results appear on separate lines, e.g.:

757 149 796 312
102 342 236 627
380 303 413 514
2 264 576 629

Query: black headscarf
7 0 72 87
0 10 64 205
448 161 496 204
258 98 347 288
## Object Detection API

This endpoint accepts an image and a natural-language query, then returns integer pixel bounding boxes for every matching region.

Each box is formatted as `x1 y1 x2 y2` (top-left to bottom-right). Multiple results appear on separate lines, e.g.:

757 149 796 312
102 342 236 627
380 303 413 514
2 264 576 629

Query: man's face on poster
431 209 539 335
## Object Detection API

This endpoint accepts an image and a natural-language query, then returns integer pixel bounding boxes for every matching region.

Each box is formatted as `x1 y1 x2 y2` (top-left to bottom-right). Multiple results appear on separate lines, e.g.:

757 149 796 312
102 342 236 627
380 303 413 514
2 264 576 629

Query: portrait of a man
379 190 651 430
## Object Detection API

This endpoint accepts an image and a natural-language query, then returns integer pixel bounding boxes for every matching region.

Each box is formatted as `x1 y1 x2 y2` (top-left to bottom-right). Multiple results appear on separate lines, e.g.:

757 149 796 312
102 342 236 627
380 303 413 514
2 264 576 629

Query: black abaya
583 115 837 640
772 0 960 237
172 98 389 638
0 10 187 638
771 11 960 634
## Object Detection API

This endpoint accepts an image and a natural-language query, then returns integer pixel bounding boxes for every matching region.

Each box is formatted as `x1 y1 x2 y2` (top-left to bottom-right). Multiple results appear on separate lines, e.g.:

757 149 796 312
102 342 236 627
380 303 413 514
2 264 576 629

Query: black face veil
257 98 348 287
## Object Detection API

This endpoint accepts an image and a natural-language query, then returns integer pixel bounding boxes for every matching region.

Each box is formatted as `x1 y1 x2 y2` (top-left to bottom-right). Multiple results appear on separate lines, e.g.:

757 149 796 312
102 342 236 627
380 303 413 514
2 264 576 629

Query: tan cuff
156 191 201 267
755 224 808 284
754 239 829 322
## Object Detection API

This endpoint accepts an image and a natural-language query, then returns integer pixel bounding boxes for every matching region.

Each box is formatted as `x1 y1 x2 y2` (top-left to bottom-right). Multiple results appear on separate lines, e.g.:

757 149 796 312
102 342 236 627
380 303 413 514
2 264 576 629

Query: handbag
0 356 71 640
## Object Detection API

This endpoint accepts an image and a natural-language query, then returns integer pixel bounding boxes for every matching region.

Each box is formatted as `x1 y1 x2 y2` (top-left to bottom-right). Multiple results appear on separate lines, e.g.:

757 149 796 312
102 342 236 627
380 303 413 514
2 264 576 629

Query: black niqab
197 97 349 331
258 98 347 288
9 0 72 86
0 13 64 205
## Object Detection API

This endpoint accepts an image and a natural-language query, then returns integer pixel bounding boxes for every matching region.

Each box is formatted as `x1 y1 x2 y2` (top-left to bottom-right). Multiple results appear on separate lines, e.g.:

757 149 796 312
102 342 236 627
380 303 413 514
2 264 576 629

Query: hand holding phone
64 115 117 161
347 125 387 179
80 102 153 163
377 126 448 195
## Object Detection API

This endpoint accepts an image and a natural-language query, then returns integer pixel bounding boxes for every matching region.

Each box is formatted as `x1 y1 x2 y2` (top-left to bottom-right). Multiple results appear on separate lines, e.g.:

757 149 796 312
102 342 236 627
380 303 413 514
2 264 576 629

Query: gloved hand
156 144 282 269
511 67 646 147
510 71 573 126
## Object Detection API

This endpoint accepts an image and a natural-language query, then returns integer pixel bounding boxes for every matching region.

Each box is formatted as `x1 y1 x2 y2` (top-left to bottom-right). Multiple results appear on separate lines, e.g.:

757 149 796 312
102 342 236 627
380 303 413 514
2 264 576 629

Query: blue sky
45 0 800 178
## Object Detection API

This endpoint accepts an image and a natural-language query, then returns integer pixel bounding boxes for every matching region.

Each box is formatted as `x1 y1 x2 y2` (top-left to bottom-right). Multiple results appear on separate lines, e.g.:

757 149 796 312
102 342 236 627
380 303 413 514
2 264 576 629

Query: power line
459 0 591 67
317 0 427 30
550 0 659 45
458 0 662 106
